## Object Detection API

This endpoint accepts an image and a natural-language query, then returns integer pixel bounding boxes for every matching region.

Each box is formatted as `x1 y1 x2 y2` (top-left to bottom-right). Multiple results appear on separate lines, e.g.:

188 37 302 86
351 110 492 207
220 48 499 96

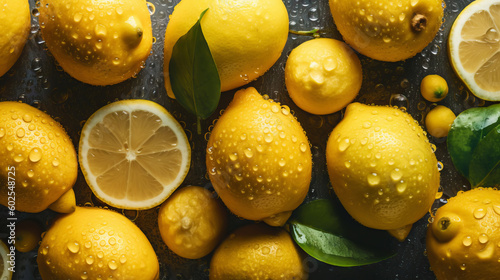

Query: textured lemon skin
164 0 289 97
0 102 78 213
38 0 153 85
329 0 444 62
425 105 455 138
37 207 159 280
326 103 440 230
209 224 308 280
158 186 228 259
0 0 30 77
426 188 500 280
285 38 362 115
206 87 312 226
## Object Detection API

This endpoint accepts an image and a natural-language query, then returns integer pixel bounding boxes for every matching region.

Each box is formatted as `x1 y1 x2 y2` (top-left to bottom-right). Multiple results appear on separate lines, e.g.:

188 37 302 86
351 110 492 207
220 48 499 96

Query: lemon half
449 0 500 101
79 100 191 210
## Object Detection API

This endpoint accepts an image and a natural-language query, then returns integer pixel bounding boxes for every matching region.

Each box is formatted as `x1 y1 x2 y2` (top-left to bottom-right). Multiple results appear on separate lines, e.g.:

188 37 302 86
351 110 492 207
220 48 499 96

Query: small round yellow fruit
164 0 289 97
209 223 308 280
38 0 153 85
15 220 44 253
0 240 13 280
0 0 30 77
426 188 500 280
37 207 159 280
0 102 78 213
425 105 456 138
206 87 312 227
421 75 449 102
326 103 440 231
158 186 228 259
285 38 362 115
329 0 444 61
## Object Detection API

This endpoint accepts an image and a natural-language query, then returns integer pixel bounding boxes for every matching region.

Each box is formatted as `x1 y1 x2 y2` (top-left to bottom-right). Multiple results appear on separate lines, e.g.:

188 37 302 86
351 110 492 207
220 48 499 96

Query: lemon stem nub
412 14 427 32
438 217 450 230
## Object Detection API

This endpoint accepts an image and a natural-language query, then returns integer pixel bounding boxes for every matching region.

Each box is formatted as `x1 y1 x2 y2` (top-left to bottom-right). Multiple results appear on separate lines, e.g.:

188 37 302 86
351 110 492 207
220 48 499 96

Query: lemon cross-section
449 0 500 101
79 100 191 210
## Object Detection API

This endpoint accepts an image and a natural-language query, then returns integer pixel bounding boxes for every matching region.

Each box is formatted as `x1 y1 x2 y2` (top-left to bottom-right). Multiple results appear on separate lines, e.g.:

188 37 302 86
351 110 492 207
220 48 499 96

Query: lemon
448 0 500 101
206 87 312 227
79 99 191 210
0 240 13 280
163 0 289 98
426 188 500 280
425 105 456 138
209 223 308 280
158 186 228 259
15 219 43 253
38 0 153 85
326 103 440 232
421 75 449 102
48 188 76 214
0 102 78 213
37 206 159 280
0 0 30 77
329 0 444 62
285 38 362 115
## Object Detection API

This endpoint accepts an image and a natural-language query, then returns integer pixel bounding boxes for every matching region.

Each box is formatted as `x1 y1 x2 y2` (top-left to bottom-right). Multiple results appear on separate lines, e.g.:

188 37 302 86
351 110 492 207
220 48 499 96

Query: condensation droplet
67 242 80 253
29 148 42 162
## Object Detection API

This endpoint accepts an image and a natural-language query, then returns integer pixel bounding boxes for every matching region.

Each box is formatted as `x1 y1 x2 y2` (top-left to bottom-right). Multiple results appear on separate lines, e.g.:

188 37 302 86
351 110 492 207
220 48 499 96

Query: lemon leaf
469 124 500 188
447 104 500 178
289 199 396 267
169 8 221 133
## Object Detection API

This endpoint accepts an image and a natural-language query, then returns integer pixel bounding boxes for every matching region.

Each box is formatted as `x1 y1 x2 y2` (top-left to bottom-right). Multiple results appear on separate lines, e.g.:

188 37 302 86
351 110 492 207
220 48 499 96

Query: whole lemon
329 0 444 62
38 0 153 85
0 102 78 213
164 0 289 97
426 188 500 280
0 0 30 77
37 207 159 280
326 103 440 231
206 87 312 227
209 223 308 280
285 38 362 115
158 186 228 259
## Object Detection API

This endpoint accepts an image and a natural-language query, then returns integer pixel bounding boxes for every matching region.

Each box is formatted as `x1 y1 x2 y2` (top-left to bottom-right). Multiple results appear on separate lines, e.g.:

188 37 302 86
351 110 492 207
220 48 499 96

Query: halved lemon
1 240 13 280
79 100 191 210
448 0 500 101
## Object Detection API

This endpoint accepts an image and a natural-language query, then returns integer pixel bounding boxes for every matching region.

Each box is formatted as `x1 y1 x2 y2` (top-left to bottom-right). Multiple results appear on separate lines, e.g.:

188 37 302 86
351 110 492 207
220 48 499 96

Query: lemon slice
0 240 13 280
448 0 500 101
79 100 191 210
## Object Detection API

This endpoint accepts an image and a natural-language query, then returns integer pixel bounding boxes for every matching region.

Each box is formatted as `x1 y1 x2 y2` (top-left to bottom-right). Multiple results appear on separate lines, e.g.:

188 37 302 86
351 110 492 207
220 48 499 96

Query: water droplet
397 181 407 193
474 208 486 219
363 122 372 129
74 12 83 22
264 134 273 143
278 158 286 167
86 256 94 265
390 168 403 181
16 128 25 138
0 128 4 138
229 153 238 161
460 263 466 271
119 255 127 264
338 138 350 152
52 158 60 167
437 161 444 171
27 170 35 178
67 242 80 253
463 236 472 247
244 148 253 158
367 173 380 186
29 148 42 162
97 251 104 258
13 154 24 163
299 142 308 153
261 246 270 255
344 161 351 168
479 233 489 244
108 260 118 270
390 94 409 109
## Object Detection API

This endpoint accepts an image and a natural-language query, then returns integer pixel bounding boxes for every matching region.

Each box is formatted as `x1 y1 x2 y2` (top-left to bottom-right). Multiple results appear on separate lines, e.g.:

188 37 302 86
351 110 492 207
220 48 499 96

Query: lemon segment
0 240 13 280
449 0 500 101
79 100 191 210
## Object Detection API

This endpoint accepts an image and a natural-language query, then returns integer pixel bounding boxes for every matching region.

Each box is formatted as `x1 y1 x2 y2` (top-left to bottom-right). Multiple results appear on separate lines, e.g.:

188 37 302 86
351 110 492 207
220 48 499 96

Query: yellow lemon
0 240 13 280
206 87 312 227
38 0 153 85
79 99 191 210
209 223 308 280
421 74 449 102
329 0 444 62
326 103 440 232
285 38 362 115
0 102 78 213
158 186 228 259
425 105 456 138
448 0 500 101
37 207 159 280
0 0 30 77
163 0 289 97
48 188 76 214
15 219 43 253
426 188 500 280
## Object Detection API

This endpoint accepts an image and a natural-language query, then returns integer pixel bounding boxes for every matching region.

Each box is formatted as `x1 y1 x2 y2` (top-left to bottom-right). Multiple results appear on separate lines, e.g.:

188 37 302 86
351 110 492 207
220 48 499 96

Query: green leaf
447 104 500 177
289 199 396 267
169 9 221 133
469 124 500 188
